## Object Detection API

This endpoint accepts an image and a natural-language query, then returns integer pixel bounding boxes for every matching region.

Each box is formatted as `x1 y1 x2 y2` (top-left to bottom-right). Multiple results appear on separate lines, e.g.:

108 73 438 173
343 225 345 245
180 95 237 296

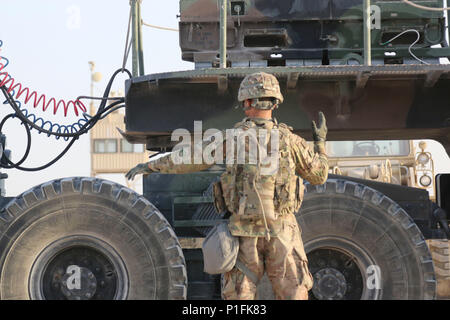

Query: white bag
202 221 239 275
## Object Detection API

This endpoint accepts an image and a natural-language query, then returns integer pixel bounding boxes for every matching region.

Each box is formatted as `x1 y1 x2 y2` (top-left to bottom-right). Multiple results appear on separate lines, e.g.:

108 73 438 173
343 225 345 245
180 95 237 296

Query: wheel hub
44 246 118 300
307 247 366 300
60 266 98 300
29 236 129 300
312 268 347 300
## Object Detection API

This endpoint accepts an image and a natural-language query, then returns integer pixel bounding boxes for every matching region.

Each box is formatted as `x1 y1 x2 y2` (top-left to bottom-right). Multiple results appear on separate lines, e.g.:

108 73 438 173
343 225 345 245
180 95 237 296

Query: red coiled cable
0 48 86 117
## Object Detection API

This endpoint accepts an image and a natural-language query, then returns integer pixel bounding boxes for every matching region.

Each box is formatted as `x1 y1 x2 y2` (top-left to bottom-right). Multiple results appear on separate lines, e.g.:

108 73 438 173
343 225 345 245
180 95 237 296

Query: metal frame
127 0 450 74
364 0 372 66
131 0 145 77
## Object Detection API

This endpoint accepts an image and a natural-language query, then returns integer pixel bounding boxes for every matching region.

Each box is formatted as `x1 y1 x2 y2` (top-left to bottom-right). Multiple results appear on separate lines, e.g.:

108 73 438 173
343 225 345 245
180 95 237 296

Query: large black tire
297 179 436 300
0 177 187 300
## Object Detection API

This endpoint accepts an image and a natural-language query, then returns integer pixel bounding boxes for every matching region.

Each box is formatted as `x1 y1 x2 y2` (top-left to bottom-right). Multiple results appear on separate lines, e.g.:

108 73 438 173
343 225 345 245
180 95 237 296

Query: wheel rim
29 235 129 300
305 236 381 300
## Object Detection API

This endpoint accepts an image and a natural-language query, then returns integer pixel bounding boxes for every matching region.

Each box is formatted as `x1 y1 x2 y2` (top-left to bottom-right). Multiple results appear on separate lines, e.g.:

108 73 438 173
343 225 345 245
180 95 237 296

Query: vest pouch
220 170 238 214
240 173 277 221
294 176 305 213
256 175 276 221
212 180 228 214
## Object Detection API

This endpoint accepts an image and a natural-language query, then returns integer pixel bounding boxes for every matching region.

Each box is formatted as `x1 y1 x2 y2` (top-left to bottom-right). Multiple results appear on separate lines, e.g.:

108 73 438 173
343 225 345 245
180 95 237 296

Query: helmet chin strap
271 99 280 110
242 101 251 111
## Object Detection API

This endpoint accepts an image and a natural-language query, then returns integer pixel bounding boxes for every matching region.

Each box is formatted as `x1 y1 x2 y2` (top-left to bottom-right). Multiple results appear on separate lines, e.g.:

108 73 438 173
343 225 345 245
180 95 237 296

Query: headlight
419 175 432 187
417 152 430 165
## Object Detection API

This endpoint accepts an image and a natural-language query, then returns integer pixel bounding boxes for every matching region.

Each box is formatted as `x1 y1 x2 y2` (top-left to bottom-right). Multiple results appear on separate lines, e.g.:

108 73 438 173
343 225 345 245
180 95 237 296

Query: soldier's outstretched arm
126 133 227 180
147 149 214 174
126 149 213 181
291 112 329 185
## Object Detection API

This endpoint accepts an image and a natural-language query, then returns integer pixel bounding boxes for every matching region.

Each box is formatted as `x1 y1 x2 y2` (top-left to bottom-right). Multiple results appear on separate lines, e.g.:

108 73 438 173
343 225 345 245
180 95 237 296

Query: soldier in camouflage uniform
126 72 329 300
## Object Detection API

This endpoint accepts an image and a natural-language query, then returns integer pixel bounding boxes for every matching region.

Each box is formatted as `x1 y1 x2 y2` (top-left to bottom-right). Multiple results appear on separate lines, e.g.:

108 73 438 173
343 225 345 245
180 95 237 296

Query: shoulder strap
234 117 255 129
277 122 293 131
235 259 260 285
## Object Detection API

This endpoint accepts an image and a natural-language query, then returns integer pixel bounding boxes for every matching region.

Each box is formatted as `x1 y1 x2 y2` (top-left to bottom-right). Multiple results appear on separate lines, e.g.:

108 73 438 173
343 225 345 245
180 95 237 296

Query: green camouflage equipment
125 0 450 158
119 0 450 301
238 72 284 106
179 0 450 66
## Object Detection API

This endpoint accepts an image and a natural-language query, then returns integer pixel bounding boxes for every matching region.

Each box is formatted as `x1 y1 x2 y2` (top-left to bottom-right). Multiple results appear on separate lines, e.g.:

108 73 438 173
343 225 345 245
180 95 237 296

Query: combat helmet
238 72 284 109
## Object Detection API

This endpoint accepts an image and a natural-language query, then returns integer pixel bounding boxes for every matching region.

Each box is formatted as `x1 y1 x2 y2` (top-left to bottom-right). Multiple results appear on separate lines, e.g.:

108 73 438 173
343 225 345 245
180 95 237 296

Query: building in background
89 62 149 193
90 102 149 193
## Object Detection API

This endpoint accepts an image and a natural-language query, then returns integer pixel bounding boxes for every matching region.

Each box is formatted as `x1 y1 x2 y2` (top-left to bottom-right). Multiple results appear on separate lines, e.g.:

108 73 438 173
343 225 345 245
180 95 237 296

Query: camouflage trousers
221 214 313 300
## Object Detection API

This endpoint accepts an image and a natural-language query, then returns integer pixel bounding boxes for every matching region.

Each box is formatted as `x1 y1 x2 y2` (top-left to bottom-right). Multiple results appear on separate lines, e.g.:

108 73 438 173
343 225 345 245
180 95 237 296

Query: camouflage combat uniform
147 116 328 300
219 117 328 300
128 72 328 300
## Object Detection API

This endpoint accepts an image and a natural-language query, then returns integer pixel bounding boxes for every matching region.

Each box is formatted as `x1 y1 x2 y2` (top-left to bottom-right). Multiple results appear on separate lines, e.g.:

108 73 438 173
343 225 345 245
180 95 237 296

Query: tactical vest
217 118 304 221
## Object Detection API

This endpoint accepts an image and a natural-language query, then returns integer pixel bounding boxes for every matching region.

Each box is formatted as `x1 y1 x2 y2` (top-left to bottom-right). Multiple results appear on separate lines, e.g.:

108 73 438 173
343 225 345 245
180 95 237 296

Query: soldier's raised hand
312 111 327 142
125 163 153 181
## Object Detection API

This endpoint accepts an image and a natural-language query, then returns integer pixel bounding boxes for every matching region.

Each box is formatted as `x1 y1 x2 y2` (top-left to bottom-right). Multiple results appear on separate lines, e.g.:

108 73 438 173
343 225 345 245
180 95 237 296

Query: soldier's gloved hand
125 163 154 181
312 111 327 142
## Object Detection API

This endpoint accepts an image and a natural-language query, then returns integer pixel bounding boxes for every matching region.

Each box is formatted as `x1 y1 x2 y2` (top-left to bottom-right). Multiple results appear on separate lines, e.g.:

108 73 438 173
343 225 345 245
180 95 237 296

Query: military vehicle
0 0 449 300
326 140 433 189
123 0 450 300
324 139 450 299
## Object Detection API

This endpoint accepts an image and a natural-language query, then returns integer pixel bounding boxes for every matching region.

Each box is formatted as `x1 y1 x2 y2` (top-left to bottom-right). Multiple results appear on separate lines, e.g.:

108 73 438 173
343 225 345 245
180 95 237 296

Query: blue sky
0 0 191 195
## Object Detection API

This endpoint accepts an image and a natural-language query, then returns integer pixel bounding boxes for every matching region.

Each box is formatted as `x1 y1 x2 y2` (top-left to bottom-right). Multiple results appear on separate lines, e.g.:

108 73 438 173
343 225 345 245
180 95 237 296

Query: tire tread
0 177 187 300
